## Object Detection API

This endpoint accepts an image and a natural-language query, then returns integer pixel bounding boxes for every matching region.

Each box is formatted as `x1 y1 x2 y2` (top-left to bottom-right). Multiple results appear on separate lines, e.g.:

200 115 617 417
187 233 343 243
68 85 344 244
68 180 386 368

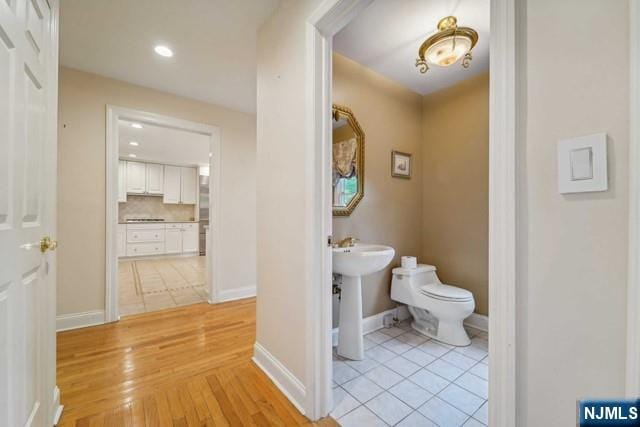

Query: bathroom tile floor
118 255 208 316
332 321 488 426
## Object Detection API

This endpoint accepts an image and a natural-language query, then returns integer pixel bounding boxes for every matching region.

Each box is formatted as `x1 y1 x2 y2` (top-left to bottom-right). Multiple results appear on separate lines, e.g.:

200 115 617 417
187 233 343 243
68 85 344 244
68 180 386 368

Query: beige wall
256 0 323 384
518 0 629 425
332 54 423 326
57 67 257 315
421 73 489 315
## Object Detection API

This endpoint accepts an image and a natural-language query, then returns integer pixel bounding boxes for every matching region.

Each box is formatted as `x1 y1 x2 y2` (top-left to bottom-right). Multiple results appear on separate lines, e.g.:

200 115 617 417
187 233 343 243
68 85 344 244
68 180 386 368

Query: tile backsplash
118 195 196 222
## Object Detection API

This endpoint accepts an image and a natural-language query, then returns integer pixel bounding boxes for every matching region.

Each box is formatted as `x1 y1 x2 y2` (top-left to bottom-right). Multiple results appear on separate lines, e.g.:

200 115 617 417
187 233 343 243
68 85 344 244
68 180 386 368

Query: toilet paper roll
401 256 417 269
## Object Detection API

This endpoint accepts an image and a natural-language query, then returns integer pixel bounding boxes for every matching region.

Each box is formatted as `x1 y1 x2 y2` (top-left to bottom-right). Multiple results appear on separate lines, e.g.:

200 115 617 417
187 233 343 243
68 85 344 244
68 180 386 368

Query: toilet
391 264 475 346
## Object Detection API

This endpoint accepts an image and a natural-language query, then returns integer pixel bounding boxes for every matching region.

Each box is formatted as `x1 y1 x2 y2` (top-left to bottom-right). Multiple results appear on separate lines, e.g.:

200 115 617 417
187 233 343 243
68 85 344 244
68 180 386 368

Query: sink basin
333 243 395 361
332 244 395 277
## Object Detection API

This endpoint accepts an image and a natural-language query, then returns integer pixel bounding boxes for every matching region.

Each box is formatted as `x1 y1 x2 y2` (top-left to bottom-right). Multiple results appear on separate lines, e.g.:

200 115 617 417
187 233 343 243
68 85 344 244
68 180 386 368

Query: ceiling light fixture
128 154 137 158
131 123 143 129
129 141 139 146
154 45 174 58
415 16 478 74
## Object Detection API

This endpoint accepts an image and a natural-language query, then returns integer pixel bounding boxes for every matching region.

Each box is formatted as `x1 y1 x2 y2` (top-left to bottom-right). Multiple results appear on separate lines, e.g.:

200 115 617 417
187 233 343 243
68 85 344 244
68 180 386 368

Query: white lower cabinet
119 223 199 258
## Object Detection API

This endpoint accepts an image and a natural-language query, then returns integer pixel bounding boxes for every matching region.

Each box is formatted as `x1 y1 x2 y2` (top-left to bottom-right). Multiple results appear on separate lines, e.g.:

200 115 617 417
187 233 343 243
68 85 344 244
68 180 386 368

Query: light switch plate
557 133 607 194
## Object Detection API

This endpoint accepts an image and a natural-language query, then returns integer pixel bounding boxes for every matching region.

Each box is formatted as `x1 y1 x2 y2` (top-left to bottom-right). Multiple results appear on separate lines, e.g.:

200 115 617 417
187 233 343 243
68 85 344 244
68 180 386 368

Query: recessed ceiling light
128 153 137 158
154 45 173 58
209 152 212 157
129 141 139 146
131 123 143 129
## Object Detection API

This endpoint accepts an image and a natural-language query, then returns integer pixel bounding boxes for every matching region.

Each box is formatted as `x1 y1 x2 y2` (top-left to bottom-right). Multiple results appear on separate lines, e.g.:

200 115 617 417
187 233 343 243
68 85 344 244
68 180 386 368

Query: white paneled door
0 0 59 426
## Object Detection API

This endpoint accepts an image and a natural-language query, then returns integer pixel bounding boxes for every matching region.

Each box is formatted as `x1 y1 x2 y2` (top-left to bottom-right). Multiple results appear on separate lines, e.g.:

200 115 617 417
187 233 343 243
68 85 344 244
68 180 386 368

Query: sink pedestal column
337 275 364 360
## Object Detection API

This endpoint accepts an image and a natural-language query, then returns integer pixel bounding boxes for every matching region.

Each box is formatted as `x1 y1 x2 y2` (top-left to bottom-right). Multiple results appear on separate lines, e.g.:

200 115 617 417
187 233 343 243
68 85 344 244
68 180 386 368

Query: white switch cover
558 133 607 194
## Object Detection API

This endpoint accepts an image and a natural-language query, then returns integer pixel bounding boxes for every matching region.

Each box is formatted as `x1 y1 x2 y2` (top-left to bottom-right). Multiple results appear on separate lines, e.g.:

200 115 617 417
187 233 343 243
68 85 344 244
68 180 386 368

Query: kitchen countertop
118 221 199 224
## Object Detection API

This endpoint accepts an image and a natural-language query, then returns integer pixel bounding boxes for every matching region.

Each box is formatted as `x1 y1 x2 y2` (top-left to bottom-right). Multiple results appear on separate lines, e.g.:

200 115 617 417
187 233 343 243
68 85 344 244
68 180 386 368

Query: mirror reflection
332 105 364 216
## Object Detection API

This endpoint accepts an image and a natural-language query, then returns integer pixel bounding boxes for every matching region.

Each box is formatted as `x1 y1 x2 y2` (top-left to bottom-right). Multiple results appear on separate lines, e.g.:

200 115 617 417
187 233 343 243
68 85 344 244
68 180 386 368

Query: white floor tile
338 405 388 427
388 379 433 409
441 351 477 370
381 338 413 355
418 397 469 427
365 392 413 425
396 411 438 427
395 331 429 347
367 330 394 344
425 359 465 381
408 369 450 394
454 344 488 361
345 357 380 374
342 376 384 403
384 356 422 377
471 337 488 351
463 417 486 427
333 361 361 385
418 340 452 358
455 372 488 399
469 362 489 381
403 348 437 367
480 355 488 365
473 401 489 425
365 345 397 364
438 383 485 415
330 386 360 419
364 365 403 389
380 326 406 337
363 336 378 350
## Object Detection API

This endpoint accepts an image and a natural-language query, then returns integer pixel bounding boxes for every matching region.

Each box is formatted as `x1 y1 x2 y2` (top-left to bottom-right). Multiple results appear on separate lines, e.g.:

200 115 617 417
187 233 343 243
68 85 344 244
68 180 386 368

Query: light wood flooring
57 299 337 426
119 256 208 316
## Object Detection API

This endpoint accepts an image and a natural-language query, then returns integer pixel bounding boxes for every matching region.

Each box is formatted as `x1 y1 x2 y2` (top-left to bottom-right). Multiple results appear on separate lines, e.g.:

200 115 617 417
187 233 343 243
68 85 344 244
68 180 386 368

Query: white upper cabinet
180 167 197 204
118 160 127 202
126 161 147 194
163 165 181 204
146 163 164 195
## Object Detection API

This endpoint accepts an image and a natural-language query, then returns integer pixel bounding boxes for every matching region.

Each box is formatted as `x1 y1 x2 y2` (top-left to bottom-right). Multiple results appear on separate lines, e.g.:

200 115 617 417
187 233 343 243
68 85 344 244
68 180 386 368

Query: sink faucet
335 237 358 248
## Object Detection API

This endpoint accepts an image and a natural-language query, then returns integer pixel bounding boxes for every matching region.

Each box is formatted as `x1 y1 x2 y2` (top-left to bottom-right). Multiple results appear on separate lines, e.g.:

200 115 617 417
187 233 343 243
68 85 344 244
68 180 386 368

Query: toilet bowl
391 264 474 346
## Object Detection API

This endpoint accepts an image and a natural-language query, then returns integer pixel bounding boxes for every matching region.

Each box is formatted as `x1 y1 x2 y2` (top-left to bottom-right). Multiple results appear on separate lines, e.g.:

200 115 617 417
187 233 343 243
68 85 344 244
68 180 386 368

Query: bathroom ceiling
59 0 280 114
334 0 490 95
119 120 210 167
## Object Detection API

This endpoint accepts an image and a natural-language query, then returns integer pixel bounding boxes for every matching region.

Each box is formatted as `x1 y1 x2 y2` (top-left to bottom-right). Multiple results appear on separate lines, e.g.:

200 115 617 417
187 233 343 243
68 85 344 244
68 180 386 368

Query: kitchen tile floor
332 321 489 426
118 255 208 316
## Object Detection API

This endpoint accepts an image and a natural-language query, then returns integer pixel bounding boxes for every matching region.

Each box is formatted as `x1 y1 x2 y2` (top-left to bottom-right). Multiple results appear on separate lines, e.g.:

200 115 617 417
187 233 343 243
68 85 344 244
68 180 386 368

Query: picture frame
391 150 412 179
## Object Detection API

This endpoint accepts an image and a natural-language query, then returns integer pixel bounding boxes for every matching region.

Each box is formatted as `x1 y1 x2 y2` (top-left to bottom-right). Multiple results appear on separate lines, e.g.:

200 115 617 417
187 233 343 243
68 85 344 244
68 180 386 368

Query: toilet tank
390 264 439 306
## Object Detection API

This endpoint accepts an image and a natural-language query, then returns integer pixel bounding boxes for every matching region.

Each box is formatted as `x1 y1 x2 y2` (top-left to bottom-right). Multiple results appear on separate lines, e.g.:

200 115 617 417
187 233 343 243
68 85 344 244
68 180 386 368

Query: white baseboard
52 386 63 426
252 342 306 414
216 285 256 303
332 305 411 347
56 310 105 332
464 312 489 332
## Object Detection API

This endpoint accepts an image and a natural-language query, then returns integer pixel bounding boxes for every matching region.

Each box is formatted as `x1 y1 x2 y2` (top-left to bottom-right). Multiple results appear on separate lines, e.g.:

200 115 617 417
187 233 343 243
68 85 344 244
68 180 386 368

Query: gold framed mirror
332 104 364 216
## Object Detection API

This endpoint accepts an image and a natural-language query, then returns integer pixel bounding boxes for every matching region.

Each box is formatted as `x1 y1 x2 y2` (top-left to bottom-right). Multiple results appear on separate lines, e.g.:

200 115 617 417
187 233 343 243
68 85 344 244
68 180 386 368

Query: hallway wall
57 67 257 317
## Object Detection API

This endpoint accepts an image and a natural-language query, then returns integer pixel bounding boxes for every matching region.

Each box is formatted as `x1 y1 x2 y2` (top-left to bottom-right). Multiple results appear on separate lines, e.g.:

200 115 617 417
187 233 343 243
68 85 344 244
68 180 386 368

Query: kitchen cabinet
118 160 127 202
146 163 164 195
165 228 182 254
163 165 181 204
119 223 199 258
180 167 197 204
181 223 199 252
126 161 147 194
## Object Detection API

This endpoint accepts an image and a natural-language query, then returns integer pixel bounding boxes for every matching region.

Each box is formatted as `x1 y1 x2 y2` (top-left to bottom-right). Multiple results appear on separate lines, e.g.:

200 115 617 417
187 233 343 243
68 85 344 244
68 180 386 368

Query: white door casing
117 160 127 202
0 0 60 425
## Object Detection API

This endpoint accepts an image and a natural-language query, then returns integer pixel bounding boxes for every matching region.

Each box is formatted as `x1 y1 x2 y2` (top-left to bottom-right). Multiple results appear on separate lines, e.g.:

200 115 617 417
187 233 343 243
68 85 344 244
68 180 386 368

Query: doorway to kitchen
105 106 221 321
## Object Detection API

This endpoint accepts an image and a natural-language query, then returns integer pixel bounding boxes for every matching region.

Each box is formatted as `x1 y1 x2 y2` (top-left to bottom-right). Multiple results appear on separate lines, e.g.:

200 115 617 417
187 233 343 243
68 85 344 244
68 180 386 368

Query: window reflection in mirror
332 105 364 216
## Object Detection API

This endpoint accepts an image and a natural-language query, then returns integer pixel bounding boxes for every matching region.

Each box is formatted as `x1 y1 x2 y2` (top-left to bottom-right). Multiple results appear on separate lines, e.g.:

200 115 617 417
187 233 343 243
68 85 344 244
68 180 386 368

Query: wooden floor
57 299 337 426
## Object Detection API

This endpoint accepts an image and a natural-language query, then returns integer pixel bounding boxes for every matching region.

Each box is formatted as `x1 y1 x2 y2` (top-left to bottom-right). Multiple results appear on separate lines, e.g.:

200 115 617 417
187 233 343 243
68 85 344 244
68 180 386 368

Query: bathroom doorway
303 0 518 423
105 107 221 322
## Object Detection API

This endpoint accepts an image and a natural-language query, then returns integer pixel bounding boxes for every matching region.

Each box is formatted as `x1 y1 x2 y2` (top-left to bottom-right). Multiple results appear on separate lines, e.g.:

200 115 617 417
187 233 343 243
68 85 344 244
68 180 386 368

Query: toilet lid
420 283 473 302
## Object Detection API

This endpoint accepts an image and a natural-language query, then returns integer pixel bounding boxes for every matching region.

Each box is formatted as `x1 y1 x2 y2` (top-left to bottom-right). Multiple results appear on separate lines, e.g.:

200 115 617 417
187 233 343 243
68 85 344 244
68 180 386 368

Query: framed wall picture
391 150 412 179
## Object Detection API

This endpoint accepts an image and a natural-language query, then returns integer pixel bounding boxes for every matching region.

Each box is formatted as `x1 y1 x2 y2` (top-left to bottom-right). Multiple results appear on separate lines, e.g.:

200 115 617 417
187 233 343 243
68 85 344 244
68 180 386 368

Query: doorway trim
105 106 221 322
627 0 640 397
304 0 522 423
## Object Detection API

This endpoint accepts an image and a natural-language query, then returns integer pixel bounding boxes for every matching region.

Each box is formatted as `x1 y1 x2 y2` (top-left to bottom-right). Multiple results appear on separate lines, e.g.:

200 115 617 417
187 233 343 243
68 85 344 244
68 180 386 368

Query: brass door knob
40 236 58 253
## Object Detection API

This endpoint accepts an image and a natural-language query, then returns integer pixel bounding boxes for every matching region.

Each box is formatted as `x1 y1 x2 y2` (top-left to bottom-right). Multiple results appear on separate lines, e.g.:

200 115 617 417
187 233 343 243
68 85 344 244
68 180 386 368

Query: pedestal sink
333 244 395 360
